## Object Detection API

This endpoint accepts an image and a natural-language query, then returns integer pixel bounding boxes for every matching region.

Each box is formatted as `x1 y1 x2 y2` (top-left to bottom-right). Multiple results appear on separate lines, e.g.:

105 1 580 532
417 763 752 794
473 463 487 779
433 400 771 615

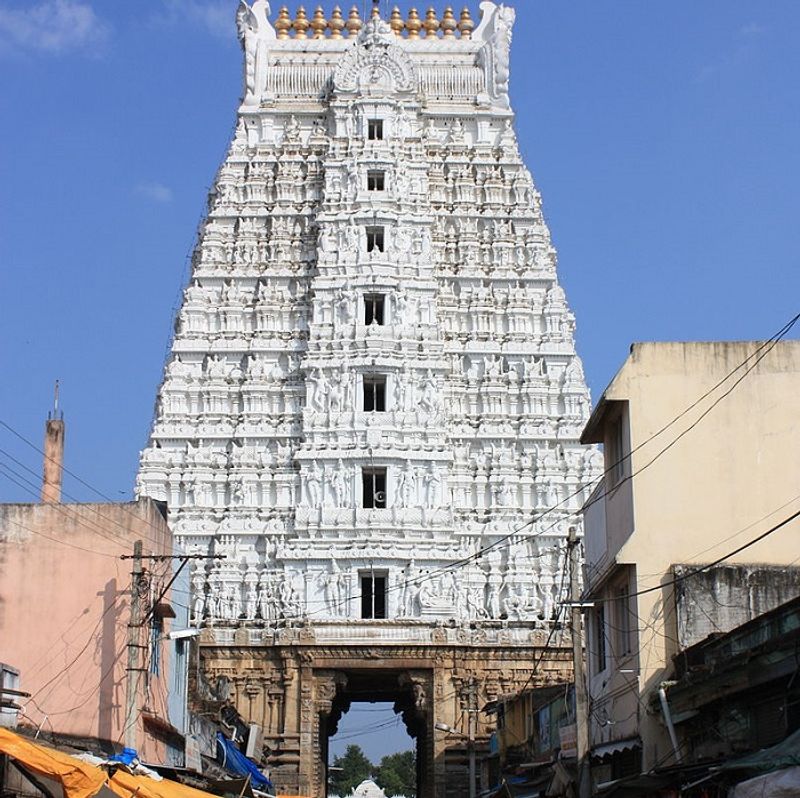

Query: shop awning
590 737 641 760
0 728 272 798
0 728 112 798
730 767 800 798
215 734 272 792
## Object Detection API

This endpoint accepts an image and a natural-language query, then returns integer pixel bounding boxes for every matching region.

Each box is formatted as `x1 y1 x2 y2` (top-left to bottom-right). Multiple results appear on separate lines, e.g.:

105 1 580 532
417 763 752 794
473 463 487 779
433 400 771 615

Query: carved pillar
313 671 347 798
297 653 315 796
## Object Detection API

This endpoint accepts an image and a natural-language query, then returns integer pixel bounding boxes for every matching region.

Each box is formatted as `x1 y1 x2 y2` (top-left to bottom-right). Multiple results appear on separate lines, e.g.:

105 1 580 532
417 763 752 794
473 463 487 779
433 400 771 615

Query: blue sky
1 0 799 758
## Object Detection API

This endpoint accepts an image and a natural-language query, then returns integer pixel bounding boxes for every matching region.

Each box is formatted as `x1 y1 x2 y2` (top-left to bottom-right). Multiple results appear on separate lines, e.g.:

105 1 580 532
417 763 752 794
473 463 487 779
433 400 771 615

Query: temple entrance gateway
138 3 599 795
199 629 572 797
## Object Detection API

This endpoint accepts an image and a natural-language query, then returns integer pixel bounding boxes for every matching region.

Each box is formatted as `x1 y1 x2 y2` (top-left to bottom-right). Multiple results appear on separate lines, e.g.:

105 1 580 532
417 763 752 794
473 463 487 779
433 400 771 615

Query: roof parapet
273 4 478 41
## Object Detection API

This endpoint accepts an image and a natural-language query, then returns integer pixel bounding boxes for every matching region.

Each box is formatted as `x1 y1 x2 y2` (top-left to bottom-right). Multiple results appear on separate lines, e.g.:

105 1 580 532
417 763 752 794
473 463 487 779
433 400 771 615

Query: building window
366 227 385 253
595 606 607 674
362 467 387 509
364 293 386 325
367 171 385 191
368 119 384 141
363 375 387 412
616 585 632 656
150 617 163 676
360 572 387 619
608 416 626 485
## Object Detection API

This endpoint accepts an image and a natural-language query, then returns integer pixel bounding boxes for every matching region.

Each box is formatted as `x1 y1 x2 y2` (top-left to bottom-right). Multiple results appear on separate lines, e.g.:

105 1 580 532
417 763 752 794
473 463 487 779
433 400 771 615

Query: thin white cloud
739 22 766 37
136 182 174 204
0 0 109 56
695 22 767 83
156 0 233 40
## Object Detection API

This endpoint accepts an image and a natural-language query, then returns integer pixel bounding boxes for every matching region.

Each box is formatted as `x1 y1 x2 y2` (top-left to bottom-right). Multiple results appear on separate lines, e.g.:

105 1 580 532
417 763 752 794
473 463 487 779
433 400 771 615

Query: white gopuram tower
138 3 600 795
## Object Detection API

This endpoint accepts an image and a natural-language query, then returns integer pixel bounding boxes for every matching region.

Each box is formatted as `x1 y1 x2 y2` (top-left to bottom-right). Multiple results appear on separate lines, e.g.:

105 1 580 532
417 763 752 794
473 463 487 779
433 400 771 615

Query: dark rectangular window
595 606 607 674
616 585 632 656
608 416 626 485
360 573 387 619
366 227 385 253
363 375 387 412
362 467 387 509
367 171 385 191
364 293 385 325
368 119 384 140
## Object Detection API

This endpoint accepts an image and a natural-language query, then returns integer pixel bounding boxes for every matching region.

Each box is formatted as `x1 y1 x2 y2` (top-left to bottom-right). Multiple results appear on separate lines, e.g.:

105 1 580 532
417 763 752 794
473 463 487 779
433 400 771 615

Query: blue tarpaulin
216 733 273 792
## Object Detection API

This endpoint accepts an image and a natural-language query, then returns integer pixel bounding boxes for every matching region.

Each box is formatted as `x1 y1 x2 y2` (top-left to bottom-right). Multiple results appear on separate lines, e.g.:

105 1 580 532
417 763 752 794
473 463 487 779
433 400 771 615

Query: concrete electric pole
124 540 144 750
568 526 591 798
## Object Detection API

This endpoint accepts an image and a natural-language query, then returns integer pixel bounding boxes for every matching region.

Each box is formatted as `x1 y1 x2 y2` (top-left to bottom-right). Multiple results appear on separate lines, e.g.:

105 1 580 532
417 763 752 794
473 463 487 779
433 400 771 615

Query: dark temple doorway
321 669 430 797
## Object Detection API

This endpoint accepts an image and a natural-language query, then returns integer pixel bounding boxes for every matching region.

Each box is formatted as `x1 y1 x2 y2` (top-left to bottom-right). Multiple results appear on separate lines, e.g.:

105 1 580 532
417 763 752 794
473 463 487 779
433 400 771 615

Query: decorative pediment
332 17 416 95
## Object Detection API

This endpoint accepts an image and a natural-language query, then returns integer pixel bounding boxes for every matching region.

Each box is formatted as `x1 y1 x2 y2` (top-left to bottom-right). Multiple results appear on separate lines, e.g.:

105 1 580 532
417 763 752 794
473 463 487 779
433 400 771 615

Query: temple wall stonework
200 634 572 797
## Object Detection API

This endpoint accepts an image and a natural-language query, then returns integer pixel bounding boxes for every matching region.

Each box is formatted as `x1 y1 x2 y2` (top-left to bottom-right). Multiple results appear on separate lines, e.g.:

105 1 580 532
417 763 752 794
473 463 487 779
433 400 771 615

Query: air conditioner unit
245 723 263 759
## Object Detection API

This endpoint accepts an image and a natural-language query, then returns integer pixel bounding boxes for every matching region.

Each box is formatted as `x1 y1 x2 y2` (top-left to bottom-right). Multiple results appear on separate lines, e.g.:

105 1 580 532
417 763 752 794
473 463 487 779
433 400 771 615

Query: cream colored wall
0 498 173 759
586 341 800 769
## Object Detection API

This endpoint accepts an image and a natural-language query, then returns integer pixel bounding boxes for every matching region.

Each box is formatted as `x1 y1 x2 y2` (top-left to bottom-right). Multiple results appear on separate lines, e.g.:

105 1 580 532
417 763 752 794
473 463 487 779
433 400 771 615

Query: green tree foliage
329 745 374 796
375 750 416 798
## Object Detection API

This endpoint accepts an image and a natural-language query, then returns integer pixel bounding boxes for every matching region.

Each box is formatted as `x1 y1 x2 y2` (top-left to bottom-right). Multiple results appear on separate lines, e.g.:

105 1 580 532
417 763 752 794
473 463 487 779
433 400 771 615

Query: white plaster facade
136 2 600 637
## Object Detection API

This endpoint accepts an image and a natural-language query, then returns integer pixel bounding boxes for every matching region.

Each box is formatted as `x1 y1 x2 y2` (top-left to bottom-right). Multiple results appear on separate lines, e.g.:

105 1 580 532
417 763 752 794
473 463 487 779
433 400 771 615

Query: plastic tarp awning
0 728 245 798
0 728 111 798
215 734 272 792
721 728 800 775
729 766 800 798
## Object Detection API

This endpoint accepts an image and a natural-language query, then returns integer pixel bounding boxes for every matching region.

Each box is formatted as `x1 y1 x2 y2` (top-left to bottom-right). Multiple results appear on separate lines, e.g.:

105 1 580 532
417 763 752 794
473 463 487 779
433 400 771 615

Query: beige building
0 420 185 763
580 341 800 784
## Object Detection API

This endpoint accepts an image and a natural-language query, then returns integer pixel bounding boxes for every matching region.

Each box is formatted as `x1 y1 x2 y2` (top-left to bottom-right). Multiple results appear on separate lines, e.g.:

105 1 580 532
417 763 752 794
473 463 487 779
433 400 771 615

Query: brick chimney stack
41 382 64 504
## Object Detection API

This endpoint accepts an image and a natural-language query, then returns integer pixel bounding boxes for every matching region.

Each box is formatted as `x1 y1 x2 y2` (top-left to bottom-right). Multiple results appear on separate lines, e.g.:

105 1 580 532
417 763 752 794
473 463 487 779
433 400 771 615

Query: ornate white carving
137 1 601 638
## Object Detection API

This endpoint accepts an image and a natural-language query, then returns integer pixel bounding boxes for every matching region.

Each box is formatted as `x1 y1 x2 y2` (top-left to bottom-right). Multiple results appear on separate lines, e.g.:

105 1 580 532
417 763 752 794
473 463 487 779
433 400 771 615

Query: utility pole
569 526 591 798
124 540 144 750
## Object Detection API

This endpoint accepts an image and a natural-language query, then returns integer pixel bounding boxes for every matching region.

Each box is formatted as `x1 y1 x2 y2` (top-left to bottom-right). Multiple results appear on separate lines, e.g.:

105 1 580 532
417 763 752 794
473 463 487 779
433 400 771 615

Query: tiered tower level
138 1 601 644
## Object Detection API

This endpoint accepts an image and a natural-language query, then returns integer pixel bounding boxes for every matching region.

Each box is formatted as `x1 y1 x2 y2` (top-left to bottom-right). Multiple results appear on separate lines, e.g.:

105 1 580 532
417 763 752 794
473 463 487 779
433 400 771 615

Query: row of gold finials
274 6 476 39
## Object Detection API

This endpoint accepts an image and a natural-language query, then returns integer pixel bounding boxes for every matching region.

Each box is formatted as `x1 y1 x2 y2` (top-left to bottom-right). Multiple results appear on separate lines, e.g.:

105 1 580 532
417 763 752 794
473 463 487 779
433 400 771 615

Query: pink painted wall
0 498 175 760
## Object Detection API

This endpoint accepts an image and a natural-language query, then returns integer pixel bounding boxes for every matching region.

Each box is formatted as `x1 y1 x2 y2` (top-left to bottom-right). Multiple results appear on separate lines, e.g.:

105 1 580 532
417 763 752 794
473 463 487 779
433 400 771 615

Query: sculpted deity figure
485 584 500 619
236 1 273 107
346 168 359 201
336 289 355 326
318 560 345 617
328 371 343 413
245 582 258 620
206 354 229 380
310 368 329 412
258 575 274 622
330 459 348 508
191 571 206 624
394 289 408 324
228 582 243 620
396 460 416 507
418 370 438 413
402 560 421 617
394 226 412 255
305 461 322 507
424 465 441 508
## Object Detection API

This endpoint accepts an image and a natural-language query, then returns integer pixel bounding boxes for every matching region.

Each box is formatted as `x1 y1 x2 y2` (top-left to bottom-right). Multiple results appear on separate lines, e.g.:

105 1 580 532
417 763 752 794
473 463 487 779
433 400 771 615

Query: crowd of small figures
274 5 476 40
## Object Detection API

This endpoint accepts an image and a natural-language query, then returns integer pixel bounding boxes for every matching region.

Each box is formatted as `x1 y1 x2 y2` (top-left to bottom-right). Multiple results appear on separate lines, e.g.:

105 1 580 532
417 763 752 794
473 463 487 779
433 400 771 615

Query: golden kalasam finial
328 5 345 38
423 8 440 37
458 6 474 39
390 6 404 36
275 5 292 38
441 6 457 37
370 0 380 20
293 6 310 38
310 6 326 38
346 5 362 37
406 7 422 38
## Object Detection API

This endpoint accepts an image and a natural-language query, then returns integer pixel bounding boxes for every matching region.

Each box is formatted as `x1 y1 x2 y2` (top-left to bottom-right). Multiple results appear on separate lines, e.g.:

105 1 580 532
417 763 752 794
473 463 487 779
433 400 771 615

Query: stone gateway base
199 627 571 798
